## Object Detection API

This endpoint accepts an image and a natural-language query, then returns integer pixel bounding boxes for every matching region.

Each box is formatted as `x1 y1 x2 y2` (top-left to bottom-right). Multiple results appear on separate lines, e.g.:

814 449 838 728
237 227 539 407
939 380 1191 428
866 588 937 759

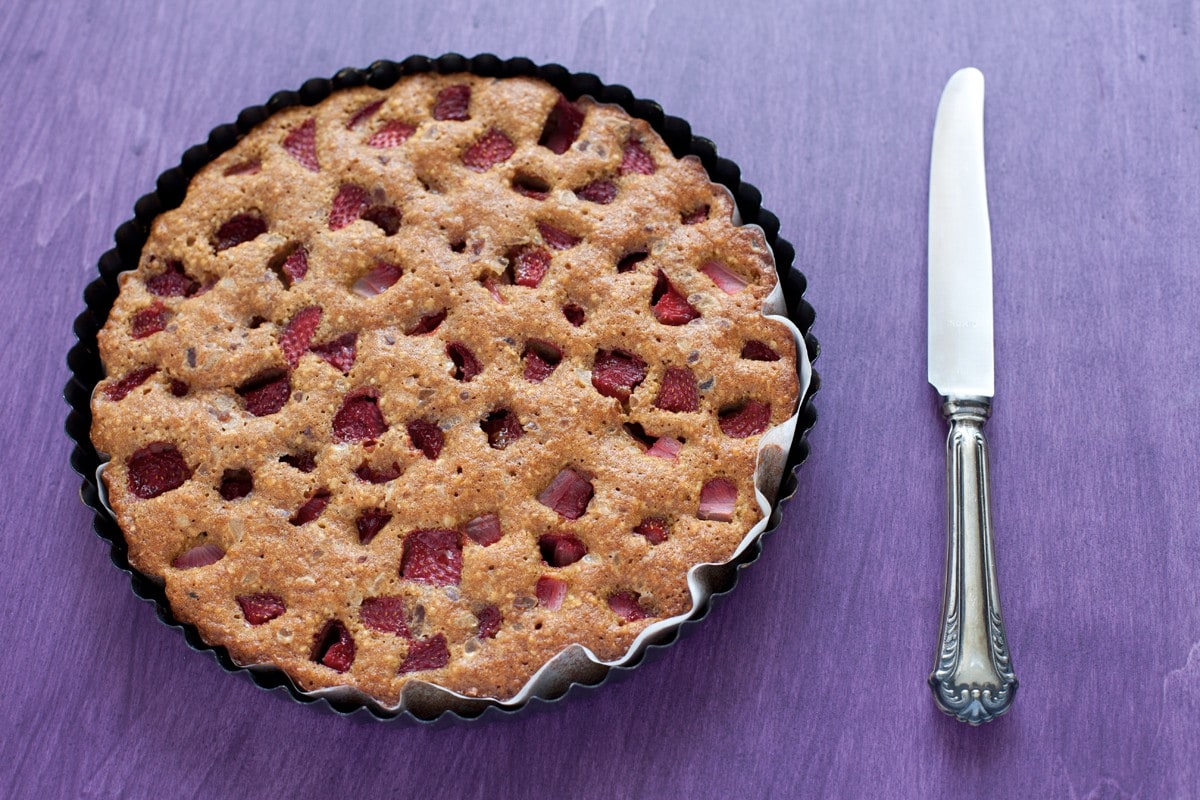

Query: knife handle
930 397 1017 725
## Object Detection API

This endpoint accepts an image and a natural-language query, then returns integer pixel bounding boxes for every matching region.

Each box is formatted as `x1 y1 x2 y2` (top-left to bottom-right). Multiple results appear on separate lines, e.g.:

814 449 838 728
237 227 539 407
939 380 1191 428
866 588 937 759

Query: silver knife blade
928 67 993 398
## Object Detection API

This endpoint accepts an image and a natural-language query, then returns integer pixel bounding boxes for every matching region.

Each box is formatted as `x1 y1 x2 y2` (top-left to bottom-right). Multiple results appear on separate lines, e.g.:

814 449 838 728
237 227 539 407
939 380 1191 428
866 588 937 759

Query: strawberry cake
90 72 803 709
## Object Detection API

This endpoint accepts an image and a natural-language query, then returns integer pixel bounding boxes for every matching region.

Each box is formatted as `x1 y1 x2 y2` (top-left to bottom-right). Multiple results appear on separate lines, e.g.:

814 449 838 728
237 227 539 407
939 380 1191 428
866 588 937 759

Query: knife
927 67 1017 725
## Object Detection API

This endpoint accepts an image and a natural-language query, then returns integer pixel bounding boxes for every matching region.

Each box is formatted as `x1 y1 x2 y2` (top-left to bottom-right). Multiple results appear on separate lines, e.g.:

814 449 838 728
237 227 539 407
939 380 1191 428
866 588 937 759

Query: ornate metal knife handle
930 397 1017 724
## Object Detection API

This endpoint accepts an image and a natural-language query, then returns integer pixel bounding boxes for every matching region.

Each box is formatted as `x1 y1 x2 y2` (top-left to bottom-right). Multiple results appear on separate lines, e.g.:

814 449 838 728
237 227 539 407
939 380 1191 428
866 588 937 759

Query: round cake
90 72 801 707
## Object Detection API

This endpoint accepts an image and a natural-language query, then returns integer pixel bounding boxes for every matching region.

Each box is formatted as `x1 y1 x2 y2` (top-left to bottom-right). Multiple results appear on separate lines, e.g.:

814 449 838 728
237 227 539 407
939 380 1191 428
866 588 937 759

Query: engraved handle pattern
929 398 1017 725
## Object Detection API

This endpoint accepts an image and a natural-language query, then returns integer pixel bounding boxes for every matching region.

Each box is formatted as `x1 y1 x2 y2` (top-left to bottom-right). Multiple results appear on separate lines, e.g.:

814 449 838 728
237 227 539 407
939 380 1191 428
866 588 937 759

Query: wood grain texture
2 0 1198 797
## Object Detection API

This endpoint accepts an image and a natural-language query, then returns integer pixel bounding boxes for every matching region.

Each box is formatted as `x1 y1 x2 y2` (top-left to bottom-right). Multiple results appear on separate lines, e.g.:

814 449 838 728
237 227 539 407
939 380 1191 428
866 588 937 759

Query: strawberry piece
699 260 749 294
463 128 515 171
476 605 502 639
608 591 651 622
537 222 580 250
481 275 505 303
645 436 683 461
575 180 617 204
310 332 357 373
401 529 462 586
512 175 550 199
171 543 224 570
433 84 471 121
619 137 656 175
145 260 199 297
617 251 648 273
127 442 191 499
538 95 584 154
354 461 401 483
508 246 551 287
282 118 319 172
223 159 261 177
290 490 330 525
352 261 402 297
536 468 594 520
407 419 444 460
218 468 253 500
361 205 401 235
131 301 170 339
280 451 316 472
523 339 562 383
236 593 286 625
329 184 370 230
698 478 737 522
563 303 585 326
169 379 189 397
465 513 503 547
215 213 267 251
360 595 409 636
538 533 588 567
634 517 669 545
237 369 290 417
655 367 700 412
681 205 710 225
652 271 700 325
280 246 309 285
398 634 450 674
103 366 158 401
347 99 384 129
356 508 392 544
741 340 781 361
332 391 387 442
406 309 446 335
311 620 355 672
447 342 482 382
591 349 647 401
718 400 772 438
481 409 523 450
368 120 416 148
536 576 568 610
279 305 322 368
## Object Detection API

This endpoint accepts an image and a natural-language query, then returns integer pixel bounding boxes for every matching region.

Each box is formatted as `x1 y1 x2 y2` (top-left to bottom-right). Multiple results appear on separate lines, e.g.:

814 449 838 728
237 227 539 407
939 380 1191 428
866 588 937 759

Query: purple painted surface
2 1 1198 797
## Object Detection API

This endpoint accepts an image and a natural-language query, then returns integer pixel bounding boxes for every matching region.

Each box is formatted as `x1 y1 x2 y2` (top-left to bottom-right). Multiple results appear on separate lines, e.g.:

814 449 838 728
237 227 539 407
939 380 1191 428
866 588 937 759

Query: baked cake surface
91 73 800 706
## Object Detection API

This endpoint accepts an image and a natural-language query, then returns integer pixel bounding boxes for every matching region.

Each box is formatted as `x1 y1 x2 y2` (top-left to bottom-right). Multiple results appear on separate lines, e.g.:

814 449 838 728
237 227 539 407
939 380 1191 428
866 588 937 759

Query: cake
90 71 801 708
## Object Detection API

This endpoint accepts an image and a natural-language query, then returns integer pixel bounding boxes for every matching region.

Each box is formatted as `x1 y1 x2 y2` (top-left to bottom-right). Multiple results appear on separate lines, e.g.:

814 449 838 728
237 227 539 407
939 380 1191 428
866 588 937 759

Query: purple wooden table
4 1 1198 797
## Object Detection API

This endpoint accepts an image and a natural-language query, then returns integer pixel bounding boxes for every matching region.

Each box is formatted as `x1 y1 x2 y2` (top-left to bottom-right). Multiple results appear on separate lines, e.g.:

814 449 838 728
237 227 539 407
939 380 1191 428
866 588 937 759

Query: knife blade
926 67 1017 725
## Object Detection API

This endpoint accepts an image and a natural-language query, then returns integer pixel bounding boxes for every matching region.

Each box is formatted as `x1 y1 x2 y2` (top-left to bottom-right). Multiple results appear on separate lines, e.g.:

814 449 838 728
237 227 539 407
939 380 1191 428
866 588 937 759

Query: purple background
3 1 1198 797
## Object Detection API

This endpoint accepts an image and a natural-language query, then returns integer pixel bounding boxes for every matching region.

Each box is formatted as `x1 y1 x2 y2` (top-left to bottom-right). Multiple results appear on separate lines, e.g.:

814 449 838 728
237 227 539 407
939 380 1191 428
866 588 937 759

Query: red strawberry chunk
652 270 700 325
617 251 649 273
283 118 319 172
354 461 401 483
281 451 316 472
563 303 585 326
407 419 444 460
537 222 580 250
332 391 387 442
575 180 617 204
360 595 409 636
347 99 384 129
634 517 669 545
447 342 482 382
476 605 502 639
536 468 594 520
655 367 700 412
361 205 401 235
169 379 189 397
310 332 357 373
619 137 656 175
329 184 370 230
218 468 253 500
290 490 330 525
356 508 392 544
406 309 446 335
171 543 224 569
237 593 286 625
352 261 402 297
223 159 261 177
718 400 772 438
741 340 781 361
281 246 309 285
608 591 651 622
463 128 515 171
512 175 550 199
145 260 199 297
127 442 191 499
591 349 647 401
681 205 710 225
481 275 505 303
103 366 158 401
481 409 523 450
401 529 462 586
215 213 267 251
698 478 738 521
700 260 749 294
538 95 584 154
523 339 562 383
131 301 170 339
538 533 588 567
465 513 503 547
237 369 291 416
311 620 355 672
433 84 471 121
279 306 322 368
508 246 551 287
536 576 568 610
645 436 683 461
398 634 450 674
368 120 416 148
